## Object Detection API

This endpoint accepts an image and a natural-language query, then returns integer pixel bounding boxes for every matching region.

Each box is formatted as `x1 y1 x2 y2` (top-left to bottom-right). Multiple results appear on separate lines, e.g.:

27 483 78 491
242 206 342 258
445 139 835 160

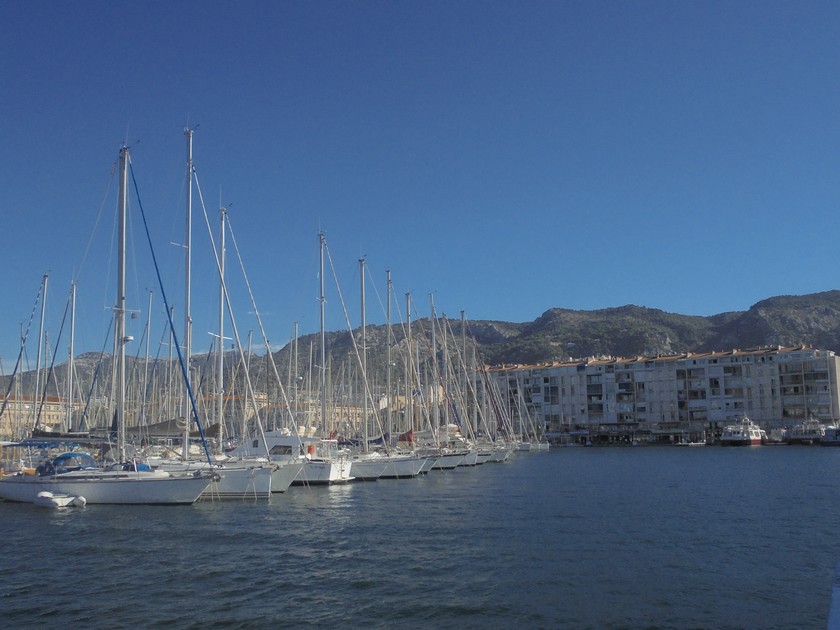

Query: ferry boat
720 417 764 446
785 418 826 445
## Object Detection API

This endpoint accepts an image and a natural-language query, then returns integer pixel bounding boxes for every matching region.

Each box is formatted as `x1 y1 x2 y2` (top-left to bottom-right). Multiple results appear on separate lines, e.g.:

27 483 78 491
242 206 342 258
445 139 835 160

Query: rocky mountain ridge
5 291 840 397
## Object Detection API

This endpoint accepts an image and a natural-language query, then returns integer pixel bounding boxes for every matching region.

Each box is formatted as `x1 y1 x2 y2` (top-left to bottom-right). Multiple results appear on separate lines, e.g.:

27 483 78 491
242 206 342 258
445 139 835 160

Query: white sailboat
287 232 355 484
146 132 274 500
0 146 214 505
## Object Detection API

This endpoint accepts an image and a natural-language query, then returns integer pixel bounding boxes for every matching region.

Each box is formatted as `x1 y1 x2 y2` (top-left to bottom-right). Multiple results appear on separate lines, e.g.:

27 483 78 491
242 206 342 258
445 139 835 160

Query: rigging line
139 318 171 425
34 289 72 430
0 280 44 422
191 170 272 455
128 156 214 465
78 317 113 433
323 238 389 442
365 263 389 328
74 160 116 283
126 306 151 393
224 211 297 432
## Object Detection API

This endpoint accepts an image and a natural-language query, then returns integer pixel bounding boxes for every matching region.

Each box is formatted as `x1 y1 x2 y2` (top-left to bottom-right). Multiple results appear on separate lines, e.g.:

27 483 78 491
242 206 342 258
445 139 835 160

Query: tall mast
116 146 129 463
319 232 327 436
294 321 299 427
167 305 174 421
32 273 47 430
182 128 194 458
66 281 76 430
430 293 439 432
461 309 468 435
217 207 226 453
406 292 412 433
142 290 152 425
360 257 368 451
386 270 392 443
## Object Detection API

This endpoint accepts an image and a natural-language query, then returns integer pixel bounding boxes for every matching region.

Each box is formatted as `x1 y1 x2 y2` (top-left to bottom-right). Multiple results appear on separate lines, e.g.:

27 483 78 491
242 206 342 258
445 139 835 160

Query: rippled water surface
3 447 840 629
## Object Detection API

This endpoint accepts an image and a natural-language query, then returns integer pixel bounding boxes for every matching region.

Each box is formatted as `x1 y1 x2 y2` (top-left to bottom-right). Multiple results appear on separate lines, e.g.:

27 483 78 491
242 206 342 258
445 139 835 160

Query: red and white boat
720 417 765 446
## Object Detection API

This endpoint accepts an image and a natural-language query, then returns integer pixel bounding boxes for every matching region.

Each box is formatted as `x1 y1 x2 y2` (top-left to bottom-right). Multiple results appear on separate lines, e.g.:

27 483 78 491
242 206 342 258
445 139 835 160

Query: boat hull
0 472 213 505
293 458 354 485
270 461 306 492
720 438 762 446
431 451 467 470
350 458 389 481
461 451 479 466
199 466 272 500
155 460 273 500
379 455 426 479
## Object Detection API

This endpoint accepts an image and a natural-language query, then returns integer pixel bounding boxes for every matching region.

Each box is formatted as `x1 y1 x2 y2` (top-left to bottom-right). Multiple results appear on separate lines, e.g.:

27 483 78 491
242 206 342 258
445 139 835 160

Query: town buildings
488 345 840 443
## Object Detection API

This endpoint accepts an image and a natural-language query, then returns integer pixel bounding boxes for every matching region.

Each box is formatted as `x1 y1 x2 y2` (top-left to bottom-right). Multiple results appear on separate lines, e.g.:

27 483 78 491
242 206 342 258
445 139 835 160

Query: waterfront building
0 395 79 441
488 345 840 443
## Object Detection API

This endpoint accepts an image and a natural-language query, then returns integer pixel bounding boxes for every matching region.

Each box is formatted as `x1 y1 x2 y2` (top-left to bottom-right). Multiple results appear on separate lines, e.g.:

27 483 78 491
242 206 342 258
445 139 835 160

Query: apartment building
489 345 840 438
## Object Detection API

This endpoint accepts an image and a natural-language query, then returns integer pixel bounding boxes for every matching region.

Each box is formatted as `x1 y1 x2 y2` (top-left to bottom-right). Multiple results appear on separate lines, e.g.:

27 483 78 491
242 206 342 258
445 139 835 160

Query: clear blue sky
1 1 838 368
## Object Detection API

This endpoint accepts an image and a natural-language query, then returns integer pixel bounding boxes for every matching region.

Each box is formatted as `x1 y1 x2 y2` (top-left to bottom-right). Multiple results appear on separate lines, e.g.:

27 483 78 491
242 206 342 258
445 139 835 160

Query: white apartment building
489 345 840 438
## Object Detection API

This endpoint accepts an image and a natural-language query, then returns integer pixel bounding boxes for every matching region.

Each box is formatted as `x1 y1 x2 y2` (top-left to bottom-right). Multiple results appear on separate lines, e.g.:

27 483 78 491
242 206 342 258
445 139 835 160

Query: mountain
265 291 840 371
467 290 840 365
6 291 840 399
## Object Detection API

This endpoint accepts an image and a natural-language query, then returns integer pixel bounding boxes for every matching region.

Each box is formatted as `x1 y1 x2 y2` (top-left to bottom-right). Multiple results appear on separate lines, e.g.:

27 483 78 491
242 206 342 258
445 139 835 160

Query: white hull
231 432 352 485
154 459 273 500
350 457 389 481
270 460 306 493
200 466 272 500
294 458 354 485
380 454 426 479
0 471 212 505
474 450 494 465
431 451 467 470
461 451 480 466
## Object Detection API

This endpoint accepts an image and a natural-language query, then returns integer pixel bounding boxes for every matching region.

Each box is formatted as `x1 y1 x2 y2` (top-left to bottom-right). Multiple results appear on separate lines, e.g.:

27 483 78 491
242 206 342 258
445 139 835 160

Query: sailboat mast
461 309 468 435
430 293 438 432
386 269 392 443
319 232 327 436
142 290 152 425
294 321 299 427
360 257 368 451
183 128 194 457
32 273 47 431
66 281 76 430
116 146 128 463
217 207 226 452
406 292 412 433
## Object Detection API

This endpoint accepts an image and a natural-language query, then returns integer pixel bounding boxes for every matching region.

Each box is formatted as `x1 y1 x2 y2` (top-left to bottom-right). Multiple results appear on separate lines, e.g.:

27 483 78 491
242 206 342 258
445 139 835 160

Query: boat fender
71 496 86 508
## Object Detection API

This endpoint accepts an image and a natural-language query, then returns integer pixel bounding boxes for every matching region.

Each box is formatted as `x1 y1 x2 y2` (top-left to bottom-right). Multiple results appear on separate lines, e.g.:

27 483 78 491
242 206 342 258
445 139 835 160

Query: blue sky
1 1 839 368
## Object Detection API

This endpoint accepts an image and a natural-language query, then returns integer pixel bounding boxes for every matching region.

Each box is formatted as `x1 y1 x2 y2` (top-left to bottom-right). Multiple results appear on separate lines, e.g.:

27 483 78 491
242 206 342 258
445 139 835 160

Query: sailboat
221 232 356 486
345 258 431 480
0 146 215 505
279 232 354 484
142 131 274 500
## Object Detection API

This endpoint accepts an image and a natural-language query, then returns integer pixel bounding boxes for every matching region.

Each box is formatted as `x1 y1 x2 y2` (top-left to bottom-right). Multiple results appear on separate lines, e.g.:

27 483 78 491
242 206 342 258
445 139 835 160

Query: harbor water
2 446 840 629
